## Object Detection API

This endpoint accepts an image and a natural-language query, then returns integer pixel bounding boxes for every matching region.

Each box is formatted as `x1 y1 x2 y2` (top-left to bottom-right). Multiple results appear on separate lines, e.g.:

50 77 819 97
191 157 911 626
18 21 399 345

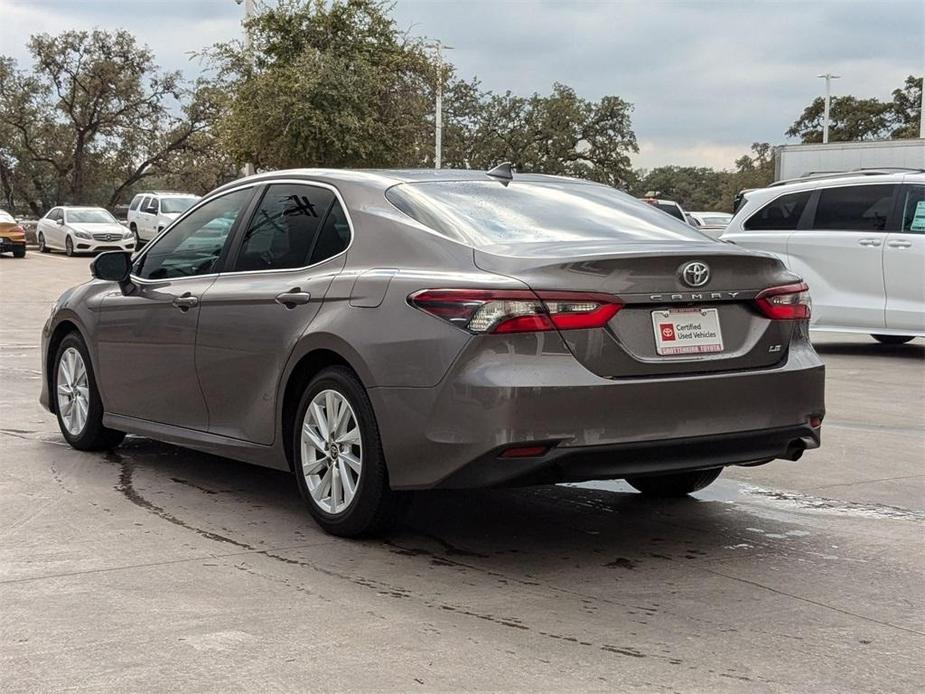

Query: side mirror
91 251 132 285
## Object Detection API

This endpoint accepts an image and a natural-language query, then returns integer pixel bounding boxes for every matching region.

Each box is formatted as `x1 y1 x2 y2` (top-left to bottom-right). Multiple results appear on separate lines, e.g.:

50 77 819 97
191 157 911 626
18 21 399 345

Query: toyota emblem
680 261 710 288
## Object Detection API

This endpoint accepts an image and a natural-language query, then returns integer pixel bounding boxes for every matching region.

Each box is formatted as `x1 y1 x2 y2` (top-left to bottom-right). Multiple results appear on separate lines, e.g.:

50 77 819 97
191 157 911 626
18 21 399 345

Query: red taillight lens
409 289 622 334
755 282 811 320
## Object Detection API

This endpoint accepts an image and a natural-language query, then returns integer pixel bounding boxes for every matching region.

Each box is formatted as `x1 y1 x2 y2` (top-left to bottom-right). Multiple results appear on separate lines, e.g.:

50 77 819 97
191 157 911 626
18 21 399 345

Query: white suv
722 170 924 344
127 192 200 244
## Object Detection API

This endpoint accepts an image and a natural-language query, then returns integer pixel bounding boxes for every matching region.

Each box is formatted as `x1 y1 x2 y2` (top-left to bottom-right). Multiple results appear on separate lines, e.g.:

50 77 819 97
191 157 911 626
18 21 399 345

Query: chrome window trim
129 178 355 285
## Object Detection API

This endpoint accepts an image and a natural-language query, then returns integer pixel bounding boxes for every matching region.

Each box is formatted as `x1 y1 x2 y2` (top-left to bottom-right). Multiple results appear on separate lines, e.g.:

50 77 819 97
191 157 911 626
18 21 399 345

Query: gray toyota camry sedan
40 168 825 536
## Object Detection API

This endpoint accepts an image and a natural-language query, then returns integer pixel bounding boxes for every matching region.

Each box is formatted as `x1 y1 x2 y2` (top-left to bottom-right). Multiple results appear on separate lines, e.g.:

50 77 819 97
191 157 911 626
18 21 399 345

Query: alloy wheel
300 389 362 515
65 236 74 256
38 233 46 252
57 347 90 435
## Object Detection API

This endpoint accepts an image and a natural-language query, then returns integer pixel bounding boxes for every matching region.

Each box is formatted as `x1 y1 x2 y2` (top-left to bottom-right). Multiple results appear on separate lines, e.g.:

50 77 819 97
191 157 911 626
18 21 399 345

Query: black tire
38 232 50 253
292 366 406 537
53 332 125 451
625 467 723 497
65 235 75 257
12 245 25 258
871 334 915 345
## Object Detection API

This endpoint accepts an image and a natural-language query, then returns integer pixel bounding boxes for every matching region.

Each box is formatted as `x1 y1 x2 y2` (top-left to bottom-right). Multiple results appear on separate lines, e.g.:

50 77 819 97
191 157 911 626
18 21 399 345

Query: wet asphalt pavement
1 250 923 692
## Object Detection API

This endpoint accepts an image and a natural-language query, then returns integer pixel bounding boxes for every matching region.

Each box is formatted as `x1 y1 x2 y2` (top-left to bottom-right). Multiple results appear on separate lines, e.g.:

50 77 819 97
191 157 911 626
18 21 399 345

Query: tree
631 166 726 211
445 83 638 187
890 75 923 139
204 0 437 170
786 76 922 143
0 29 219 213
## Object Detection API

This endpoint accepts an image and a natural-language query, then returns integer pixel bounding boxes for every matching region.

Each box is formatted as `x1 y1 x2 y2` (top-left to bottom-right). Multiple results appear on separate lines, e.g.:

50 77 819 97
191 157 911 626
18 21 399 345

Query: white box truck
774 139 924 182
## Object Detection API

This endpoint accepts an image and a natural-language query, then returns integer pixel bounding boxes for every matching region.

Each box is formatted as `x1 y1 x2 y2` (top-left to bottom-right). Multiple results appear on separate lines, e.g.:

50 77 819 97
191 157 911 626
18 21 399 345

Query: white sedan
36 206 136 256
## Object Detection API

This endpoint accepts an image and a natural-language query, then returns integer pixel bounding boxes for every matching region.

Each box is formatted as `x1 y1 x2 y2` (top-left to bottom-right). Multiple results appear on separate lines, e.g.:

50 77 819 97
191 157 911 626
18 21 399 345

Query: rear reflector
755 282 811 320
409 289 622 334
499 445 550 458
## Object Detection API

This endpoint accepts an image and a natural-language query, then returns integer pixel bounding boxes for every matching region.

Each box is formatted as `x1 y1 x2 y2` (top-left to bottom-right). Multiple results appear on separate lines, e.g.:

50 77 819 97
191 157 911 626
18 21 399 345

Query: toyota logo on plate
680 261 710 288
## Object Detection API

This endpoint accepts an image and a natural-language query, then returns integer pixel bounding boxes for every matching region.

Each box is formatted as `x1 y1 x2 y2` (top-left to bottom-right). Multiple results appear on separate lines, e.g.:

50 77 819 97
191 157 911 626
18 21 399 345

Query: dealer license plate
651 308 724 356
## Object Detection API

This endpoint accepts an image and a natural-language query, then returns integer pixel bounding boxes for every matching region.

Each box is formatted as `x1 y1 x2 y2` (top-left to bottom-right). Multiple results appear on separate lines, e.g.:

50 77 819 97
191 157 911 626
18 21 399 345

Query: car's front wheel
871 334 915 345
625 467 722 497
38 232 49 253
293 366 406 537
65 235 75 257
53 332 125 450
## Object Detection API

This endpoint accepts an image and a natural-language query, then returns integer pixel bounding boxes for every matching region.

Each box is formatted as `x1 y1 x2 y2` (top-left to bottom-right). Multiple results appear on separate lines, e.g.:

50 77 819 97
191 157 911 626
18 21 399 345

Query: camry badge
680 261 710 288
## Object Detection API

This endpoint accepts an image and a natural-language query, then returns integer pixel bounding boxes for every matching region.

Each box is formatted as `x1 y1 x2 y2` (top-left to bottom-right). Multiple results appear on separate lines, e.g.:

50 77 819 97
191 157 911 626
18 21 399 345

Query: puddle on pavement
565 477 924 523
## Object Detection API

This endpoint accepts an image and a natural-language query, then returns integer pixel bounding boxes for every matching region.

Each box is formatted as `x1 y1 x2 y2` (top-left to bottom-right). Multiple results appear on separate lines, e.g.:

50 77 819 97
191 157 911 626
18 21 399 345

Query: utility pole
238 0 257 176
817 73 840 144
920 79 924 138
430 41 453 169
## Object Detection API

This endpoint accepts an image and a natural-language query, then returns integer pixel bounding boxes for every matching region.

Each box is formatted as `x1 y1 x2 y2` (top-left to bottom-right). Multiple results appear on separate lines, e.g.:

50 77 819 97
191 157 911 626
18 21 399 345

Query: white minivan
127 192 200 244
722 171 924 344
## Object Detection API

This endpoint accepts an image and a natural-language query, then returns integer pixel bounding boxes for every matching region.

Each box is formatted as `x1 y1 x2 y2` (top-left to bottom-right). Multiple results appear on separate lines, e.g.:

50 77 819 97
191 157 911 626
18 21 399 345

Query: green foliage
632 143 774 213
204 0 435 169
204 1 638 185
786 75 922 143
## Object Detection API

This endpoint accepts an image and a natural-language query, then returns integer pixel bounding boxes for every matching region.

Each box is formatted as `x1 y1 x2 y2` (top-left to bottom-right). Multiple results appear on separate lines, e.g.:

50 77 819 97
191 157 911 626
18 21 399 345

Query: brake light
755 282 811 320
409 289 622 334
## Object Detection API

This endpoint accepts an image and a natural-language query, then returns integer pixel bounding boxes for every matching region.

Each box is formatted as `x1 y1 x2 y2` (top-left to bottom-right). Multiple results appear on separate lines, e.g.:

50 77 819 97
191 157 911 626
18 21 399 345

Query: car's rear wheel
38 232 49 253
871 334 915 345
54 333 125 450
65 236 75 257
293 366 405 537
12 245 25 258
625 467 722 497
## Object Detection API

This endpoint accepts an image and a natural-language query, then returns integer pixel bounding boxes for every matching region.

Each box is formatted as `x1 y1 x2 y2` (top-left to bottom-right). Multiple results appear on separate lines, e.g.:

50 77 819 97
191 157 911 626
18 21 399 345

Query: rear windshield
386 181 709 247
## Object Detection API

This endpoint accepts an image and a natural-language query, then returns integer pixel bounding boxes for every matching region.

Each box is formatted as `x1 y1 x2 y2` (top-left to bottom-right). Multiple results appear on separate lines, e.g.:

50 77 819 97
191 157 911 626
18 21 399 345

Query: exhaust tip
784 440 806 461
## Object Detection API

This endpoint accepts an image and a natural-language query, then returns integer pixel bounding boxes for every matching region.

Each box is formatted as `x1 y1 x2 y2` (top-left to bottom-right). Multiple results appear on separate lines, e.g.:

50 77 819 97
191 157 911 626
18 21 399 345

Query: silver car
40 169 825 536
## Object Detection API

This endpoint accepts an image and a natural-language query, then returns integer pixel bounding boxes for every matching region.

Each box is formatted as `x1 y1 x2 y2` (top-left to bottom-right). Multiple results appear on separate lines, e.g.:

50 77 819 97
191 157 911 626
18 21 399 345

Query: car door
786 183 896 331
883 183 925 333
195 181 351 444
94 187 255 429
141 197 160 239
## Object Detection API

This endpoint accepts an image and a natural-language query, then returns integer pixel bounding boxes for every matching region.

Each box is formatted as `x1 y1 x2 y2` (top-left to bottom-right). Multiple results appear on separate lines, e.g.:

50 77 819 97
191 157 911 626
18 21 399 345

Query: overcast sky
1 0 922 170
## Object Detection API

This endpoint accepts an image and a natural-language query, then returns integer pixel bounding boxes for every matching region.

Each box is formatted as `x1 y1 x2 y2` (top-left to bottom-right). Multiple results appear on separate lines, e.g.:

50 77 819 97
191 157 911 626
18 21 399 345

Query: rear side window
899 184 925 233
812 184 895 232
309 199 350 264
744 191 811 231
129 196 142 211
235 184 337 272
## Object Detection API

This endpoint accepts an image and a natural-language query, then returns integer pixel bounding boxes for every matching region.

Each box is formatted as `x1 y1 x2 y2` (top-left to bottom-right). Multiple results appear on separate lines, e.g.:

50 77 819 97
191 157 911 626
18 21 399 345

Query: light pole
236 0 257 176
429 41 453 169
817 73 840 144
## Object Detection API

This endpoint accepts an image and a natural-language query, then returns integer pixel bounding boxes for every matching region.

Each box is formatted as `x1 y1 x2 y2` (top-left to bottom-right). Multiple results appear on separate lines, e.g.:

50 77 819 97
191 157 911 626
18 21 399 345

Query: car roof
212 168 601 195
755 170 922 197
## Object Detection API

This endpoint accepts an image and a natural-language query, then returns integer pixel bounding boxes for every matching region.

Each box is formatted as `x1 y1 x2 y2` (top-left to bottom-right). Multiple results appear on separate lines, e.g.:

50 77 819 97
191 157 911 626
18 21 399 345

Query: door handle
275 288 312 308
172 293 199 311
857 238 882 247
887 240 912 249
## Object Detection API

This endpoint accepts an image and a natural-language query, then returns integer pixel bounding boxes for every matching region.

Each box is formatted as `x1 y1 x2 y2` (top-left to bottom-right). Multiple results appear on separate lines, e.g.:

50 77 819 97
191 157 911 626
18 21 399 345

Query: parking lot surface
1 251 923 692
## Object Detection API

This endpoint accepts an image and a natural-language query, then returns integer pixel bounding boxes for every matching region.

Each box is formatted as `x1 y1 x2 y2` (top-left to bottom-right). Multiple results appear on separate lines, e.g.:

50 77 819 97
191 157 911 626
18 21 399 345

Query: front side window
66 209 116 224
234 184 337 271
812 184 896 232
386 181 707 248
134 188 251 280
744 191 811 231
900 184 925 233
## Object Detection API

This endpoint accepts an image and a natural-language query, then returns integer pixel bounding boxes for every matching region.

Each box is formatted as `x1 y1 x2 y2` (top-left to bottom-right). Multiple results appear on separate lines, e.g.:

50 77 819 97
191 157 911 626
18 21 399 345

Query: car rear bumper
0 237 26 251
370 335 825 489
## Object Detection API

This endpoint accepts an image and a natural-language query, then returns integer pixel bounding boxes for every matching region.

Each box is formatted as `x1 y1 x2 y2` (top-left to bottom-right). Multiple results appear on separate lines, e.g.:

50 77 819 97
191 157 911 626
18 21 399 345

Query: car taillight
409 289 622 334
755 282 811 320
